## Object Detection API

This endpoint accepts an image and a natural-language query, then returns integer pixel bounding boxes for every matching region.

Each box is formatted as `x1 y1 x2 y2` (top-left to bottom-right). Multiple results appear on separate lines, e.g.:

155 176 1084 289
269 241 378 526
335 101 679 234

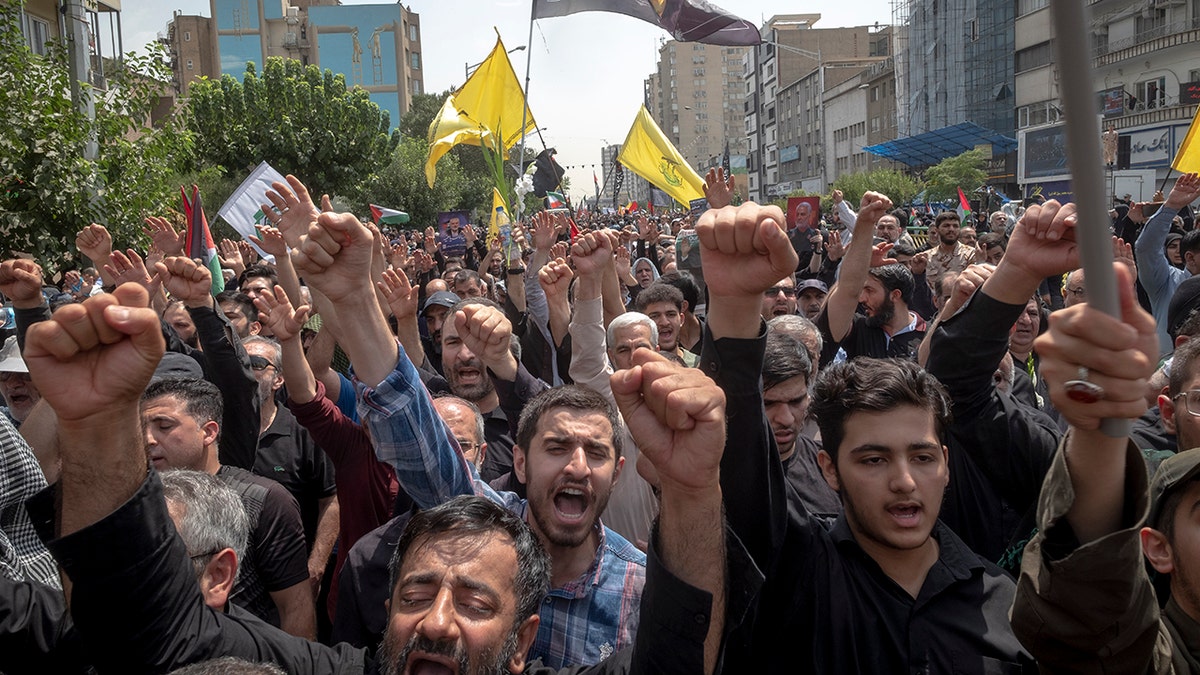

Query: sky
122 0 894 202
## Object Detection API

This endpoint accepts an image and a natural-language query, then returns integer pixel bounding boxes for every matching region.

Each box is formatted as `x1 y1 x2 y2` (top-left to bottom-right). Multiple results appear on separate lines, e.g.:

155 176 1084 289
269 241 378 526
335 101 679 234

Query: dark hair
763 333 811 391
632 282 684 313
216 291 258 325
453 269 482 287
142 378 224 430
869 263 916 307
1170 337 1200 397
934 212 961 228
1178 310 1200 340
978 232 1006 251
516 385 623 460
657 271 701 314
889 207 910 230
237 264 277 289
388 495 550 628
810 358 951 464
890 241 918 258
1182 230 1200 257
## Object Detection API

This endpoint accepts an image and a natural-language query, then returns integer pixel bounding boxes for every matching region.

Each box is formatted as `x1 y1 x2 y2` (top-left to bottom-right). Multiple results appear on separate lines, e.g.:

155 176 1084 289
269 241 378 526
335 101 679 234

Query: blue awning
863 122 1018 167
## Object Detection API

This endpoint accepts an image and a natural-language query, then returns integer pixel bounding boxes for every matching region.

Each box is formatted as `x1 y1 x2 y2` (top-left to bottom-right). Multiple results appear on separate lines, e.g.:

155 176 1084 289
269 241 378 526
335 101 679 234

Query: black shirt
701 326 1035 673
255 405 338 546
29 472 755 675
815 308 926 367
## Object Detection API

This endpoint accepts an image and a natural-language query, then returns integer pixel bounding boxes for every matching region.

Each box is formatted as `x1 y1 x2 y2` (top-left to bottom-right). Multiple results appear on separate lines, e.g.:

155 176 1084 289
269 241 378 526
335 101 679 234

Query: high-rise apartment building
163 0 423 128
644 39 750 174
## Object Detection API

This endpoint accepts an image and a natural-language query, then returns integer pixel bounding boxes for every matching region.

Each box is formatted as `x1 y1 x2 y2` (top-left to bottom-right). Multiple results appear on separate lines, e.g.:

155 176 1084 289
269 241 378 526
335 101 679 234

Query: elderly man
0 337 39 426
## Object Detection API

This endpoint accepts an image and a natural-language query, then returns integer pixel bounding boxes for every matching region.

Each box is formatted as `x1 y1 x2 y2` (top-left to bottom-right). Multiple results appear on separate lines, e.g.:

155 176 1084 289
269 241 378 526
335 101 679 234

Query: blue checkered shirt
358 350 646 668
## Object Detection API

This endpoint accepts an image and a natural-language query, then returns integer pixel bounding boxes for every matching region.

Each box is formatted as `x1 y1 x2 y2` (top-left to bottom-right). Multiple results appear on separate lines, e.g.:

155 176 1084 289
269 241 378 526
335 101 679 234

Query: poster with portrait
786 196 820 231
436 211 471 239
676 229 702 270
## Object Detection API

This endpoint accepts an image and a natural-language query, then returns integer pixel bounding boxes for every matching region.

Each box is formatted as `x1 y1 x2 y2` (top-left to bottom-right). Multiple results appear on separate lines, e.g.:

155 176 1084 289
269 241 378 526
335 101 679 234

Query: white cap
0 336 28 373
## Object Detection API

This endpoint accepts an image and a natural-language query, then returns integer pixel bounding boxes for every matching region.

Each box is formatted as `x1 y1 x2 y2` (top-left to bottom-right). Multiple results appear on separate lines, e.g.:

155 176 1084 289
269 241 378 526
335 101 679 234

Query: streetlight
465 45 526 79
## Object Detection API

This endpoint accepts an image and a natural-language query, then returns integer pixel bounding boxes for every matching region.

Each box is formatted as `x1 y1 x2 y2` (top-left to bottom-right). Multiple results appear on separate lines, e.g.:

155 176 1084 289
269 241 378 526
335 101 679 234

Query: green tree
832 169 925 209
399 90 451 140
360 136 476 229
923 149 987 202
0 4 192 267
186 57 397 204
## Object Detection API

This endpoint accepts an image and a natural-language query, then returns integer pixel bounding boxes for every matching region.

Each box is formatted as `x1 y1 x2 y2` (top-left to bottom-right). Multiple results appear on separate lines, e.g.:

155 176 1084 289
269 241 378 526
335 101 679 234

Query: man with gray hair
161 469 251 612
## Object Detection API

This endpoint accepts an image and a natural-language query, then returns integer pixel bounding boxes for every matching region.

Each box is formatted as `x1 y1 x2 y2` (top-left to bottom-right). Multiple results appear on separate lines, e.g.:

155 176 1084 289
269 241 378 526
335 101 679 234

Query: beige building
645 40 750 173
20 0 124 88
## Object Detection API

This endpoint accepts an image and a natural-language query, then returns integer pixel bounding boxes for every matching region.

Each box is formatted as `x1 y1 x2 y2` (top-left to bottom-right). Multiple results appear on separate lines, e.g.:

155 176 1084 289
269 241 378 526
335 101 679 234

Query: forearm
546 295 571 348
506 270 526 313
334 298 399 389
657 487 725 674
600 265 626 327
308 497 339 576
395 314 427 371
58 411 146 537
271 583 317 640
826 218 877 340
279 336 318 404
1064 428 1129 544
273 255 304 316
707 293 761 340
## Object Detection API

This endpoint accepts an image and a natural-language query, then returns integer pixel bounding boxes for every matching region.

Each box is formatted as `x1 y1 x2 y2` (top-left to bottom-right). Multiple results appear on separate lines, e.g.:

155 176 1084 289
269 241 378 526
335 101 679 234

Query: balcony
1093 17 1200 67
1107 96 1198 130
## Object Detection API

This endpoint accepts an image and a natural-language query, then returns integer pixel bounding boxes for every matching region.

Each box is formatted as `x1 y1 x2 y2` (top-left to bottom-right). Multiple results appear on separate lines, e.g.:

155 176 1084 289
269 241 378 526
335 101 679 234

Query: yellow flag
1173 105 1200 174
425 95 493 187
425 36 536 186
617 106 704 206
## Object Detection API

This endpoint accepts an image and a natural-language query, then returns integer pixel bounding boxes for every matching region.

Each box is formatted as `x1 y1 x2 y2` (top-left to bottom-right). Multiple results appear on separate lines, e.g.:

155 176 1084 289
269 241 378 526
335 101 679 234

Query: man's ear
201 420 220 448
680 299 690 315
200 548 238 610
513 445 528 485
249 321 262 336
1161 391 1178 435
1142 526 1175 575
505 615 540 673
817 449 840 492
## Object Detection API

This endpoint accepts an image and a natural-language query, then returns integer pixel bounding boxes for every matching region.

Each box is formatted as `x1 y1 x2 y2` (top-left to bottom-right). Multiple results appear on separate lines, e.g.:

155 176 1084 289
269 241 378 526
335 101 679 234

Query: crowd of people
0 167 1199 674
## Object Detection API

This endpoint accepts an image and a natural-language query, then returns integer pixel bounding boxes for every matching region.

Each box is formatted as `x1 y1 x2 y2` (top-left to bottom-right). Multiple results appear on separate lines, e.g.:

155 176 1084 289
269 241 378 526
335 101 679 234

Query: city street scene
2 0 1200 672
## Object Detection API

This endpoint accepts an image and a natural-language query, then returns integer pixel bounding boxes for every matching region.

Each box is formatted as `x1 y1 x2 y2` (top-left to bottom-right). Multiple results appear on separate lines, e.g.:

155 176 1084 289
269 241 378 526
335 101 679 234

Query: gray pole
63 0 98 161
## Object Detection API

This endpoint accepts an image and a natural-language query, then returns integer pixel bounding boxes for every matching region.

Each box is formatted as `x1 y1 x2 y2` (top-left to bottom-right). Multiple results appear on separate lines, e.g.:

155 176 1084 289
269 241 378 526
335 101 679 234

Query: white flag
217 161 288 259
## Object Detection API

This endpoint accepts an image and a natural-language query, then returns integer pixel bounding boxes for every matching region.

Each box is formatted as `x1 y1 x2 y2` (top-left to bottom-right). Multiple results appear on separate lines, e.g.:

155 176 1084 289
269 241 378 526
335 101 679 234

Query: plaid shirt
0 413 59 588
358 350 646 668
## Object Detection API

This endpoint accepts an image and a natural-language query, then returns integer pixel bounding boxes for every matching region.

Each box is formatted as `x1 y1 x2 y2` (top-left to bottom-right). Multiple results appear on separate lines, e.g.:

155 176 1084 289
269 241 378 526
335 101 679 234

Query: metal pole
1050 0 1129 438
516 1 537 222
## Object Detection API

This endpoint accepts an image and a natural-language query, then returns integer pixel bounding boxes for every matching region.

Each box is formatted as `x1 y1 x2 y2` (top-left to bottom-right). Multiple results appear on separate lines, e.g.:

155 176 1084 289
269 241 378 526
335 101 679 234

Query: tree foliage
923 149 988 202
186 57 397 203
360 137 476 229
832 169 925 209
0 4 192 267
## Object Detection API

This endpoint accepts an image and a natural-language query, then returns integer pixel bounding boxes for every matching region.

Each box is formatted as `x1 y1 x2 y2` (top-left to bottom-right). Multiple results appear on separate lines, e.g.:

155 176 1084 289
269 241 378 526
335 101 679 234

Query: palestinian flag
181 185 224 296
370 204 410 226
545 191 568 210
957 187 973 224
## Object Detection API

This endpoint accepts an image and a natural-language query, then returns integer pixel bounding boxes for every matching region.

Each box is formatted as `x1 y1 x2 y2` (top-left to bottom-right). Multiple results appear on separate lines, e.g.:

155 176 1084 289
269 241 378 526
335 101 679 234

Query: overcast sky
122 0 893 201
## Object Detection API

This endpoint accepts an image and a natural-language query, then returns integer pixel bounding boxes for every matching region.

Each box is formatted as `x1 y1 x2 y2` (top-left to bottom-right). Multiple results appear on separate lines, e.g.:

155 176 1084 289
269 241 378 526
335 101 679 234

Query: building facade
1015 0 1200 202
164 0 423 128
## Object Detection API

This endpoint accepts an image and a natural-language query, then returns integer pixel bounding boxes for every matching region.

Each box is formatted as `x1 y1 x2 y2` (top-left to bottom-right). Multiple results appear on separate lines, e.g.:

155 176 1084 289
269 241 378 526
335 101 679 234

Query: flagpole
1050 0 1128 438
516 1 537 223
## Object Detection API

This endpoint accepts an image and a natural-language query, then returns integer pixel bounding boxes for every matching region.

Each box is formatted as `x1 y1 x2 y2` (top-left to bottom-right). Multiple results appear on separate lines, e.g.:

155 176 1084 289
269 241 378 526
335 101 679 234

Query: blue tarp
863 122 1018 167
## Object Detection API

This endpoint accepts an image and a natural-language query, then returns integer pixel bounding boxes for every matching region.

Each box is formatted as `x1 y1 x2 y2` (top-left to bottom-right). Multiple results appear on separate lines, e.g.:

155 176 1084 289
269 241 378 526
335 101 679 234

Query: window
1136 77 1167 109
409 24 418 41
184 31 192 42
412 79 422 94
410 52 420 70
1137 9 1167 37
1016 0 1047 16
186 59 193 70
1015 41 1053 73
21 12 49 55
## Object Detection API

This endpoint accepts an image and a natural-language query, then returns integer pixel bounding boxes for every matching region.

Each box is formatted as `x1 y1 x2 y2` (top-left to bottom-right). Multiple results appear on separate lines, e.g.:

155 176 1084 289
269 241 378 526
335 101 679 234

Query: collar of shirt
548 522 609 599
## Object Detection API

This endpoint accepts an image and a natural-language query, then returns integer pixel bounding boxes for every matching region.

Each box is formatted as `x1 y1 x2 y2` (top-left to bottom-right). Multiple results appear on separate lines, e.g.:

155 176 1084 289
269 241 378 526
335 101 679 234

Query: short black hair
934 212 961 228
657 271 701 314
890 241 918 258
142 378 224 430
870 263 916 307
632 282 684 313
810 358 951 465
1182 230 1200 257
216 290 258 325
389 496 550 633
763 333 810 391
516 385 623 460
237 264 277 289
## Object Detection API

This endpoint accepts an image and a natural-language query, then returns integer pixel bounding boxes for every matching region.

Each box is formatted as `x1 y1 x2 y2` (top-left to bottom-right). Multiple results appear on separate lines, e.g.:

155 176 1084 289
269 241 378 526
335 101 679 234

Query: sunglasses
249 355 276 372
